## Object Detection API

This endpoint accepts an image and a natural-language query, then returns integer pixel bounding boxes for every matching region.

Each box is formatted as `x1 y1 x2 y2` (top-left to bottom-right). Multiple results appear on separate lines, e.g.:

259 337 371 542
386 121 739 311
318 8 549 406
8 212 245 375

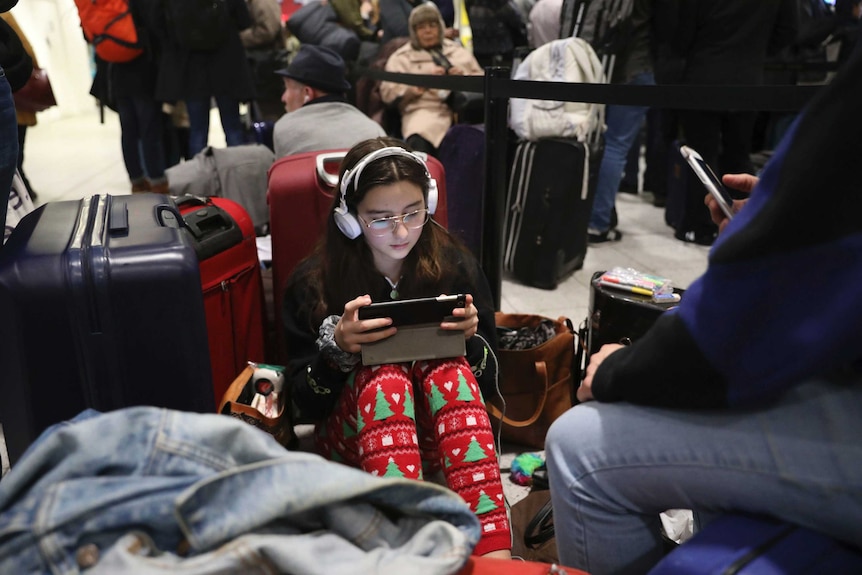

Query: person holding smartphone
703 172 757 233
282 138 511 559
545 46 862 573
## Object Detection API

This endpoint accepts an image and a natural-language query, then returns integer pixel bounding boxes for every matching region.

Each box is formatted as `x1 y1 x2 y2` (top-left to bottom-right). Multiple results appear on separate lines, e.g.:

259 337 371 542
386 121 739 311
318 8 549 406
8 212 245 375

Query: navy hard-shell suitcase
0 193 214 465
648 514 862 575
438 124 485 258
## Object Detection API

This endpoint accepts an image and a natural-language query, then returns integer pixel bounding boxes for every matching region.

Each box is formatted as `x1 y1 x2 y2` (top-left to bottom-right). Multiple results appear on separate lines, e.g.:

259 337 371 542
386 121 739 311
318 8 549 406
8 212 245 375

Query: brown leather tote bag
487 313 577 449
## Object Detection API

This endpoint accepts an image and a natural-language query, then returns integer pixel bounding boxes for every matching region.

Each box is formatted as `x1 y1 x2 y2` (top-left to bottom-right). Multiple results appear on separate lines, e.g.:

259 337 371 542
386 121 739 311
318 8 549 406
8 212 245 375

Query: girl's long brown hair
297 137 469 329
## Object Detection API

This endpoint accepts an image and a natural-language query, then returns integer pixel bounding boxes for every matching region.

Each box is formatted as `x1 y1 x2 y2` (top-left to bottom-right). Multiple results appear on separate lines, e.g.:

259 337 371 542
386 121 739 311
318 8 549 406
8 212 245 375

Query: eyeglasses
358 208 430 237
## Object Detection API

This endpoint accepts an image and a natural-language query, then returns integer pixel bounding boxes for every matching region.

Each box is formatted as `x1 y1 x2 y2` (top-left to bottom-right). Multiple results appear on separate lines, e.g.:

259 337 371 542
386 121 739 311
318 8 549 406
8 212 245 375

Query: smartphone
679 145 735 220
358 294 467 326
357 294 467 365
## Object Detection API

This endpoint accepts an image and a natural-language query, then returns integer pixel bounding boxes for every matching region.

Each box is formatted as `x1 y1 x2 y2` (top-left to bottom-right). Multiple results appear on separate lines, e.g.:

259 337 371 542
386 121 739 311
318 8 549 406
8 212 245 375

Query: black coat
139 0 256 101
674 0 797 85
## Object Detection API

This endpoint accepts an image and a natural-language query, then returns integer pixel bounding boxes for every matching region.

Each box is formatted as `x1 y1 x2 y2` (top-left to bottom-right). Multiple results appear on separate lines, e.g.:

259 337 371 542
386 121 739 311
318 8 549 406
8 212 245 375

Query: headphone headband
334 146 438 239
339 147 431 198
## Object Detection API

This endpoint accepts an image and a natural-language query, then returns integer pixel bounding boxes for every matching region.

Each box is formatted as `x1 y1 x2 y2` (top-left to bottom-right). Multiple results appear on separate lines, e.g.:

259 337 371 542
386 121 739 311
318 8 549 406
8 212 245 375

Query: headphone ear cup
426 178 438 215
334 206 363 239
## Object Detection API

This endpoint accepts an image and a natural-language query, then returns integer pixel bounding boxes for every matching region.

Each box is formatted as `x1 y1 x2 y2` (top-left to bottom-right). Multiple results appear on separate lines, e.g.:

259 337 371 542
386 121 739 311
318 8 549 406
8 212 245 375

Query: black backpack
164 0 232 52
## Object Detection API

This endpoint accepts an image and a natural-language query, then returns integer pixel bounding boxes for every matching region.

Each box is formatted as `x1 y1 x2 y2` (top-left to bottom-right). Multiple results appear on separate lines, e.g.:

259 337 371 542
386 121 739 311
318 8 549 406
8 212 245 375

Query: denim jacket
0 407 480 574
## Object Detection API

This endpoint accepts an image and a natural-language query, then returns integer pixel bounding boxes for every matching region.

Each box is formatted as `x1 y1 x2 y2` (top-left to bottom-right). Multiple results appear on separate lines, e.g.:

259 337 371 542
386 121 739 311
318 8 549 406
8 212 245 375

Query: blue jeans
116 95 166 182
0 407 480 574
0 68 19 233
186 96 246 157
545 376 862 574
588 72 655 233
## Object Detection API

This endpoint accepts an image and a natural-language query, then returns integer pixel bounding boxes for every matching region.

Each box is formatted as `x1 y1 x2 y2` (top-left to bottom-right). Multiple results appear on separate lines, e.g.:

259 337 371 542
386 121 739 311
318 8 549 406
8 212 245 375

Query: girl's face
356 179 426 277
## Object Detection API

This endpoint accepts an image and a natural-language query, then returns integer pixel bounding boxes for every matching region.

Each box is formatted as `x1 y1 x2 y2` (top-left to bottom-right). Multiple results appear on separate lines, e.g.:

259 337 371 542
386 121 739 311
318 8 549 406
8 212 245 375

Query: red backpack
74 0 143 63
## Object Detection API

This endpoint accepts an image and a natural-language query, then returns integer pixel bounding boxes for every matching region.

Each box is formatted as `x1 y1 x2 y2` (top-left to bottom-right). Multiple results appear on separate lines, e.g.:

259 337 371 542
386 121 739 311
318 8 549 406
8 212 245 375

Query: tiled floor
2 106 710 503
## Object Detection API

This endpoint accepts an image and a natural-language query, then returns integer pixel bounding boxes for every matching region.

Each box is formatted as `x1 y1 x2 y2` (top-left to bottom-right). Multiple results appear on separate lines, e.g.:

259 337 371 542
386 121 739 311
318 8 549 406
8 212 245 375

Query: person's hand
407 85 426 99
578 343 624 402
704 173 757 234
448 65 464 76
430 65 447 76
440 294 479 339
334 295 397 353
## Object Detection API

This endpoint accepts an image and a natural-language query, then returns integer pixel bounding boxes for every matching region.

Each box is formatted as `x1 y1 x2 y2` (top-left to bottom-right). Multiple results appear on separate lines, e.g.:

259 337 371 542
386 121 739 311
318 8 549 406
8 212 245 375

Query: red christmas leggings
314 357 511 556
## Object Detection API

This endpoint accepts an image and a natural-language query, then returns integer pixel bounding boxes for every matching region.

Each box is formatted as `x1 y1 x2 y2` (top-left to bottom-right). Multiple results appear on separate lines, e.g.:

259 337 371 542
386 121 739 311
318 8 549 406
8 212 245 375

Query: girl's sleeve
282 271 354 420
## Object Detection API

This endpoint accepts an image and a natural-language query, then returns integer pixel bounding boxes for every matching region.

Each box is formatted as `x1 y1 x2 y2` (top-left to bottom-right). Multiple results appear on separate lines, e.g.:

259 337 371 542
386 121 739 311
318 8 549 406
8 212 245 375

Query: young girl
282 137 511 558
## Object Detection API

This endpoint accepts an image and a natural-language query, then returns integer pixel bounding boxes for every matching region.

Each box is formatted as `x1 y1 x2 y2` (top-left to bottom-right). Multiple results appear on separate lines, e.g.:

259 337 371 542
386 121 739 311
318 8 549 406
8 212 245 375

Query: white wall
10 0 97 119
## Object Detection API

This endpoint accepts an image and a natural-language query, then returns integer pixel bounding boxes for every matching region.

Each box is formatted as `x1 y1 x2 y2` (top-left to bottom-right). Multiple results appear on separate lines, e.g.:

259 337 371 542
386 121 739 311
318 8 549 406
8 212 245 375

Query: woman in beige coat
380 2 482 155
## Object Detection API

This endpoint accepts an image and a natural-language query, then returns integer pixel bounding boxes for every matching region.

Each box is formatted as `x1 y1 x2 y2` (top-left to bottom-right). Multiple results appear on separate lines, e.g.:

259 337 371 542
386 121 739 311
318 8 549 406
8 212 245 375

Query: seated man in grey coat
273 45 386 158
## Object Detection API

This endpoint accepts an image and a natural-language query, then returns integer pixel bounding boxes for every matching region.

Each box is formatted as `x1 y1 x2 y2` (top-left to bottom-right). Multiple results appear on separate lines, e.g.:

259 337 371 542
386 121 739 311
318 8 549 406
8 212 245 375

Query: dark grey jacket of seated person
282 246 499 420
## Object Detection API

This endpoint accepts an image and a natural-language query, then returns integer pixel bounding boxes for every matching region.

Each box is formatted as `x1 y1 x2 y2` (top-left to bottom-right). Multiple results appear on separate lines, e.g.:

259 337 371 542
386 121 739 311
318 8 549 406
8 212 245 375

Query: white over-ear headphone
334 146 438 239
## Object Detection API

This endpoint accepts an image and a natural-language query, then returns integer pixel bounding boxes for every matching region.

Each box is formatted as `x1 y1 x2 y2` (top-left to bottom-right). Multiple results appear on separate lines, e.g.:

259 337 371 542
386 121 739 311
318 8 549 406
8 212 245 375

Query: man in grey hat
273 44 385 158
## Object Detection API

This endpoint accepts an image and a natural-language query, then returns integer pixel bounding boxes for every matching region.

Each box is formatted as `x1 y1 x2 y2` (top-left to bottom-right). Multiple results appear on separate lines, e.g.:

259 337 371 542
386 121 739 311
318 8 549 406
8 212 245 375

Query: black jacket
138 0 256 101
674 0 797 85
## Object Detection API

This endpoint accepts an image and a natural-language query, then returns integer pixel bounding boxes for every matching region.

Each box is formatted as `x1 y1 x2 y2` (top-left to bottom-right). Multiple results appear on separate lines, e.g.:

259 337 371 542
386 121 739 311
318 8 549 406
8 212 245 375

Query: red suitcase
457 556 587 574
266 149 449 365
177 196 267 402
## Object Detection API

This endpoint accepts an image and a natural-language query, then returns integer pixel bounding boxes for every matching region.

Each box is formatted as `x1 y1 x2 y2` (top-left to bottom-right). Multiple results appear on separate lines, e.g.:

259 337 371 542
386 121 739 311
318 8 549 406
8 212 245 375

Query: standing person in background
148 0 256 157
380 2 482 156
465 0 526 68
670 0 796 245
0 11 37 200
586 0 655 244
240 0 287 123
108 0 168 194
0 0 29 229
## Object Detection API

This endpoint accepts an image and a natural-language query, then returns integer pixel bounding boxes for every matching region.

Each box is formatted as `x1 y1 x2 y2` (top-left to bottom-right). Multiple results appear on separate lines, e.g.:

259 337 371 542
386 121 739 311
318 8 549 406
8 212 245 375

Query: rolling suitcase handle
315 152 346 188
154 202 185 229
170 195 244 261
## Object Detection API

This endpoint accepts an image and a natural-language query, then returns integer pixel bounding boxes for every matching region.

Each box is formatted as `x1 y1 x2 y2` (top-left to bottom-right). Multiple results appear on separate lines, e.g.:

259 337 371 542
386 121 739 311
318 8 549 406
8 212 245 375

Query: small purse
486 313 577 449
13 67 57 113
218 364 296 448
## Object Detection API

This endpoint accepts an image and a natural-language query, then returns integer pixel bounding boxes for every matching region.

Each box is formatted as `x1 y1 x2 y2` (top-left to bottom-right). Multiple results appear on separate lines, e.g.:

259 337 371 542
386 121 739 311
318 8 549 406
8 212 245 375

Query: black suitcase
0 193 214 465
577 270 683 378
503 138 601 290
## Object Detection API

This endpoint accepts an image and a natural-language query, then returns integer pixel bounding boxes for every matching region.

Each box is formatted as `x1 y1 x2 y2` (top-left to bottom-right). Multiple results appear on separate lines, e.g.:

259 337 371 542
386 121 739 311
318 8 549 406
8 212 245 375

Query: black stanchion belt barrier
363 69 823 111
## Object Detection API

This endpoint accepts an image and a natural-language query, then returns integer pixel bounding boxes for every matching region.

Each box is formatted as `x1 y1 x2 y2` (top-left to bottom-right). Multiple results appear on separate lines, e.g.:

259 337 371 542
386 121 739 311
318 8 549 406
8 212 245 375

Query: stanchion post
482 67 510 311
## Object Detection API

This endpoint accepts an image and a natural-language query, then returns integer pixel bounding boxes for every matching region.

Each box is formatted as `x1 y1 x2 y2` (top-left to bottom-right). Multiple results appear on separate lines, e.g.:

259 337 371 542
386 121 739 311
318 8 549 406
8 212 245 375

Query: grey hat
275 45 351 93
